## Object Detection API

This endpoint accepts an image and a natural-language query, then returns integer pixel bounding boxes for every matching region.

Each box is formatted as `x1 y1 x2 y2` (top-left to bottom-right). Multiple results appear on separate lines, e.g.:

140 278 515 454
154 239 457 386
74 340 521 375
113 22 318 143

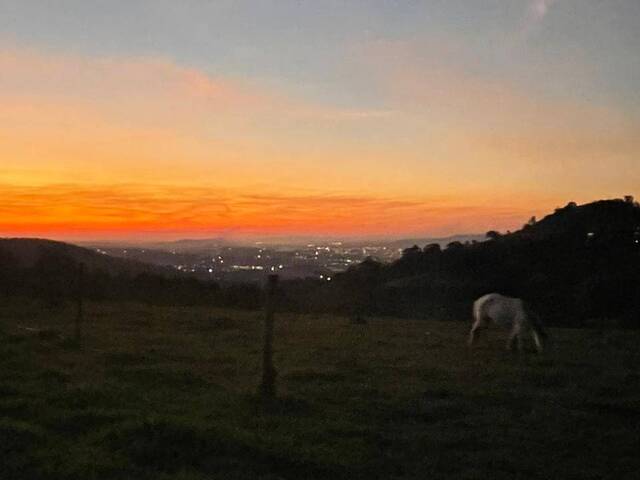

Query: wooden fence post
75 262 85 343
259 274 278 399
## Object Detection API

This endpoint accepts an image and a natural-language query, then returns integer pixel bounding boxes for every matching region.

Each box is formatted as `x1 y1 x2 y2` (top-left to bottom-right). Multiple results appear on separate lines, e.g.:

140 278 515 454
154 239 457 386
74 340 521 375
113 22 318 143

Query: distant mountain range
82 234 486 253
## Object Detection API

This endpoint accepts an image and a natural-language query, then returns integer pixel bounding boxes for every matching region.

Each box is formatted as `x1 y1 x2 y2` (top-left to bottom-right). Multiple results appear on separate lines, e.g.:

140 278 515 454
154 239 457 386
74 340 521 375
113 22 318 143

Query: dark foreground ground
1 300 639 479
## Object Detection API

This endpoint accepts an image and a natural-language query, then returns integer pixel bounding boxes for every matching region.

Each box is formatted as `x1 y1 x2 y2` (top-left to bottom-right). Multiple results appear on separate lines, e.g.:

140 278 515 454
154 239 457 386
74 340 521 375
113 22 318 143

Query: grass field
1 300 639 479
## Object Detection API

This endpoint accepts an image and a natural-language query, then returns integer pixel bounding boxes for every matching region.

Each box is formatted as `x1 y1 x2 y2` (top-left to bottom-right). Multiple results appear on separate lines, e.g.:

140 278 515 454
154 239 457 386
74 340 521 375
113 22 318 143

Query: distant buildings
95 242 401 282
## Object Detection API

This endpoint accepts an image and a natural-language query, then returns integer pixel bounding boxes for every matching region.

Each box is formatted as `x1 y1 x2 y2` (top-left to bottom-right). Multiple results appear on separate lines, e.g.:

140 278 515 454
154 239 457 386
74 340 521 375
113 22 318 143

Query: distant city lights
96 240 404 282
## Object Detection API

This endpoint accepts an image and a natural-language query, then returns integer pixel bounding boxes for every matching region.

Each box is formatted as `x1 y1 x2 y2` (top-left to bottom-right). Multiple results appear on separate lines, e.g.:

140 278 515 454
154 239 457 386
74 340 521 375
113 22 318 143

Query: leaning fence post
259 274 278 400
75 262 85 343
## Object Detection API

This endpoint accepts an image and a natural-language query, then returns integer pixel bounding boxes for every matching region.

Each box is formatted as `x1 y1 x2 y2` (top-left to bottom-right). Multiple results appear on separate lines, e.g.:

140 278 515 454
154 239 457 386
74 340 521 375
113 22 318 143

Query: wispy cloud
530 0 557 21
0 182 536 240
522 0 559 36
0 45 400 195
0 46 391 128
355 36 639 160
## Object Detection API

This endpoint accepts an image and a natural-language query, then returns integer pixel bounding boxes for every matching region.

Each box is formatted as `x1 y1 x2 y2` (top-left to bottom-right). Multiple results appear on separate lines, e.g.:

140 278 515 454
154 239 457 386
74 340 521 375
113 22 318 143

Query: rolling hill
293 197 640 327
0 238 170 276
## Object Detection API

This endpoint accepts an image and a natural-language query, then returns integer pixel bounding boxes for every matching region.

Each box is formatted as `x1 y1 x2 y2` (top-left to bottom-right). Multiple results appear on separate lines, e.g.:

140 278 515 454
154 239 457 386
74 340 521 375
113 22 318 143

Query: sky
1 0 639 241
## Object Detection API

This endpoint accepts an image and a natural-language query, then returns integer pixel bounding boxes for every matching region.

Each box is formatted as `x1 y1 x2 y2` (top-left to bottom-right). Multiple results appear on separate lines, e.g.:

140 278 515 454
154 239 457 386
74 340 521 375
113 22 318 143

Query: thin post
259 274 278 399
75 262 85 343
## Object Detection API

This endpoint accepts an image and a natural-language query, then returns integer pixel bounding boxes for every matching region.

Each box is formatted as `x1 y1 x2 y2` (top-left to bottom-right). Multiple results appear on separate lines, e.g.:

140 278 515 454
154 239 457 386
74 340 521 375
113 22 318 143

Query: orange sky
2 3 639 242
0 182 549 241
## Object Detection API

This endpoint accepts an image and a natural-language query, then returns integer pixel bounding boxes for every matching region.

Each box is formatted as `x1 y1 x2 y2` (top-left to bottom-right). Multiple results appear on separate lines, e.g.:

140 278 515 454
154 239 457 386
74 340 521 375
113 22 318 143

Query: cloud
530 0 557 21
521 0 559 36
0 48 258 114
355 37 639 158
0 46 391 128
0 45 400 196
2 39 636 240
0 182 537 240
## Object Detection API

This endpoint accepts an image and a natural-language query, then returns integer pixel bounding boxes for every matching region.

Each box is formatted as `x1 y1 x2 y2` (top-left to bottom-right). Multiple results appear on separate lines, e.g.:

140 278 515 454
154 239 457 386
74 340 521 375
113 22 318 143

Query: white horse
468 293 546 352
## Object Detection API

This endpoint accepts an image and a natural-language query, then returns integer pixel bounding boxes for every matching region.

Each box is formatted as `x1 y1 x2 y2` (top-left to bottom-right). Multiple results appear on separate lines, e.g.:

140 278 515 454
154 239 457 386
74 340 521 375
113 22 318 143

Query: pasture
1 300 639 479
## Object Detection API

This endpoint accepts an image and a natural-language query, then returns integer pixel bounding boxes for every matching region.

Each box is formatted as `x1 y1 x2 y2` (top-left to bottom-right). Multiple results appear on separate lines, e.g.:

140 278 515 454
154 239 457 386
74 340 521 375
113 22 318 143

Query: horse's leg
531 330 543 353
513 314 529 352
507 322 524 352
468 318 485 346
517 331 525 352
507 327 518 351
468 322 480 346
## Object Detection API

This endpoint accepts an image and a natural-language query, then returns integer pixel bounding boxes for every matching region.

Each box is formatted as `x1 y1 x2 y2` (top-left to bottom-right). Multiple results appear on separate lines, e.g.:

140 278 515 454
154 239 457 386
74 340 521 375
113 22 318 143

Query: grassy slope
1 301 639 479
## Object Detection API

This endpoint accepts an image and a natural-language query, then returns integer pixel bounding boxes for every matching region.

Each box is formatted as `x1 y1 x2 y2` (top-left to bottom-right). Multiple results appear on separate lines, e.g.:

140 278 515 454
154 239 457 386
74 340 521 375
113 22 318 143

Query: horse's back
473 293 500 322
473 293 506 316
474 293 523 326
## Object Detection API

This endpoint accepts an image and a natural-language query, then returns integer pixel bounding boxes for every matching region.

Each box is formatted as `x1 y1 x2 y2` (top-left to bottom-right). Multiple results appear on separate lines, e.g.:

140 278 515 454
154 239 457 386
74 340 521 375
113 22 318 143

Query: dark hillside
0 238 167 276
515 198 640 241
0 238 243 307
286 198 640 327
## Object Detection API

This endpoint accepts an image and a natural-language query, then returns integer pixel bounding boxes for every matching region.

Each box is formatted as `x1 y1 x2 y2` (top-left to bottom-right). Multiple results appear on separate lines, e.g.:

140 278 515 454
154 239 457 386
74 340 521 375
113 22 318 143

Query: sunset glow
1 1 639 241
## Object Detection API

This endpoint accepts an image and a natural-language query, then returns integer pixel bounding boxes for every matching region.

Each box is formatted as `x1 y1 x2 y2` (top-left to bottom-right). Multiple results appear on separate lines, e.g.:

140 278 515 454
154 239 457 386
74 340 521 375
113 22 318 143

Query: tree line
278 199 640 328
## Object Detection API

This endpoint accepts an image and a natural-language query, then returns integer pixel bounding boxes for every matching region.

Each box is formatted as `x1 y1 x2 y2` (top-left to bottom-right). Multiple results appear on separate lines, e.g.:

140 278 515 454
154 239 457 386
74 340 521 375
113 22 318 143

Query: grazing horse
468 293 546 352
